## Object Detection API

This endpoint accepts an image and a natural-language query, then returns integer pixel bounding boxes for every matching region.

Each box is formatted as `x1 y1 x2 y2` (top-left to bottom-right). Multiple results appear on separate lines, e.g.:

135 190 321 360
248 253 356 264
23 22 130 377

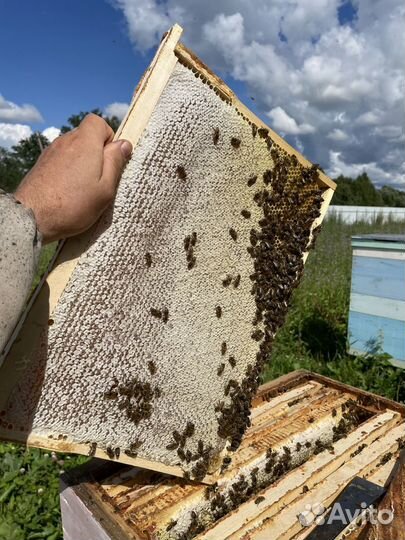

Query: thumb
100 139 132 196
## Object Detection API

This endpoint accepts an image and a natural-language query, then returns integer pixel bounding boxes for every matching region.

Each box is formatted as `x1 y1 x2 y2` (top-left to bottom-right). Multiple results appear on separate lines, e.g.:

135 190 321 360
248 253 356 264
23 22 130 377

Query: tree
0 147 23 193
352 173 382 206
0 133 49 193
333 173 404 207
332 176 353 205
11 133 50 174
60 108 120 133
380 185 405 207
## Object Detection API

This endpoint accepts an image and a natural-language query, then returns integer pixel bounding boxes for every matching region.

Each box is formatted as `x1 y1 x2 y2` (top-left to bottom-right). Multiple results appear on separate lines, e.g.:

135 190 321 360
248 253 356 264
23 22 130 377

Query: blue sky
0 0 257 130
0 0 151 130
0 0 403 187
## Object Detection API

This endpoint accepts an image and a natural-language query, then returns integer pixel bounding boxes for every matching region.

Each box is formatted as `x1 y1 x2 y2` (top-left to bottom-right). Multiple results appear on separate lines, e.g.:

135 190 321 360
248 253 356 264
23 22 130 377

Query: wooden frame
60 370 405 540
0 24 336 480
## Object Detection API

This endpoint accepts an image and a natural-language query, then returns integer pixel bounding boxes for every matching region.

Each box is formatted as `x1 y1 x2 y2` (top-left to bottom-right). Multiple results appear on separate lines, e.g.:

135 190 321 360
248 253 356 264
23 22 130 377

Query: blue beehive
348 234 405 367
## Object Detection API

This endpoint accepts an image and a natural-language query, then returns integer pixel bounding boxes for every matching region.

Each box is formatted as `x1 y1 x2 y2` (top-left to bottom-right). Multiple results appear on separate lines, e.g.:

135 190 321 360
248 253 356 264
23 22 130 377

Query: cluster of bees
165 421 214 481
214 128 326 455
200 447 293 529
265 446 293 482
154 127 327 481
332 398 370 442
103 376 161 441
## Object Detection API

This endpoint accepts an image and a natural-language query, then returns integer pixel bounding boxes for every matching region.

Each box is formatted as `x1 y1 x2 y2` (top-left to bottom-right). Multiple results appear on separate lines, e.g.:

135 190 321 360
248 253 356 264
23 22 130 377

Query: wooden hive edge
268 421 405 540
198 411 401 540
256 369 405 416
59 374 405 539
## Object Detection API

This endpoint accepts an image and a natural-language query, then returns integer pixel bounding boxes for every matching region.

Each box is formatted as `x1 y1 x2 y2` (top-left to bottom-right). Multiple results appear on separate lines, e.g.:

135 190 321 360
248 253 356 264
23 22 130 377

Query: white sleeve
0 190 42 353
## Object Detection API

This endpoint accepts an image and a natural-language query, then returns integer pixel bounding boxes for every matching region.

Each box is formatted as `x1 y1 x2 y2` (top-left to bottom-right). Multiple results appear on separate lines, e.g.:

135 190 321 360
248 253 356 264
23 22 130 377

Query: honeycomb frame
0 25 336 481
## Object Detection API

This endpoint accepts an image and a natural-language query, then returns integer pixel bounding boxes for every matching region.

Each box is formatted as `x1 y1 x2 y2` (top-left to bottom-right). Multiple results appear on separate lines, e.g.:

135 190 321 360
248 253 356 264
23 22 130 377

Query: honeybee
229 228 238 241
162 308 169 323
176 166 187 180
147 360 157 375
184 421 195 437
184 235 191 251
166 441 178 450
166 519 177 531
88 442 97 457
217 363 225 376
247 175 257 187
228 356 236 368
106 446 115 459
231 137 241 148
258 127 269 138
145 252 152 267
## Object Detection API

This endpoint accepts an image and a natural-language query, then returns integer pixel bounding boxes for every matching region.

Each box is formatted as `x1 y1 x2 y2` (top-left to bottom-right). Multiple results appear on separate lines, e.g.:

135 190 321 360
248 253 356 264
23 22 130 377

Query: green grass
1 216 405 537
263 216 405 401
0 445 87 540
32 243 58 290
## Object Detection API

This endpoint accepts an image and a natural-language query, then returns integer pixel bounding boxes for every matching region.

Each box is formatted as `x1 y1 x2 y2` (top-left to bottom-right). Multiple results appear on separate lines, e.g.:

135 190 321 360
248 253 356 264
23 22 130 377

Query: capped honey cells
0 33 334 480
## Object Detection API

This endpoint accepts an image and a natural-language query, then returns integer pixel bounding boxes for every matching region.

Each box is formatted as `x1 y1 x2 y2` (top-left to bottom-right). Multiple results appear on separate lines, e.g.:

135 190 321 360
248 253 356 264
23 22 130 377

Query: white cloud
355 111 381 125
327 128 350 142
372 125 403 139
328 150 402 188
113 0 184 50
42 126 60 142
268 107 315 135
0 95 43 123
0 123 32 148
113 0 405 188
105 102 129 120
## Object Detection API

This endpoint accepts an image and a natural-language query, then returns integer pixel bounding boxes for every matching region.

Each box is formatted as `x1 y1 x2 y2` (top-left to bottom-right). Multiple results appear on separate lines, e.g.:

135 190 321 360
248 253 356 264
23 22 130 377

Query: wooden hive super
0 25 335 480
60 371 405 540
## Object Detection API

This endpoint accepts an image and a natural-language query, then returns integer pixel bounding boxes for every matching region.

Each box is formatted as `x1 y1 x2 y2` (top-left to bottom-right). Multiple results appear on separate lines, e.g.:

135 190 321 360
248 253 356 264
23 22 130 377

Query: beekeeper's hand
15 113 132 243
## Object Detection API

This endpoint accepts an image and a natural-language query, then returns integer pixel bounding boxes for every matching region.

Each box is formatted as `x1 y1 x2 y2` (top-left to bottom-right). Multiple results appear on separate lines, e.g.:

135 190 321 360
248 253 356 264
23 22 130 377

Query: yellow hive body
0 26 335 480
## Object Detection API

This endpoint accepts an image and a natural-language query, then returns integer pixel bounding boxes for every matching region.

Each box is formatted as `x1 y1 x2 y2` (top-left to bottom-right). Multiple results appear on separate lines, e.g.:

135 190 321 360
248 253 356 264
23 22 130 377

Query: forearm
0 189 42 353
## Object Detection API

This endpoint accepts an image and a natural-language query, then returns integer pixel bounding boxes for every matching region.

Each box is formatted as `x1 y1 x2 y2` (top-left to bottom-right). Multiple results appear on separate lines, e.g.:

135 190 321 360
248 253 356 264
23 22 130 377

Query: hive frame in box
0 25 336 481
59 370 405 540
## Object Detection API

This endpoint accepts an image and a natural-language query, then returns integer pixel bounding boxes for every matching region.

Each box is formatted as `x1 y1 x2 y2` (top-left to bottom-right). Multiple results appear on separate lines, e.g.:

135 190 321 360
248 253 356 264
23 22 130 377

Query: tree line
1 109 404 207
333 173 405 207
0 109 120 193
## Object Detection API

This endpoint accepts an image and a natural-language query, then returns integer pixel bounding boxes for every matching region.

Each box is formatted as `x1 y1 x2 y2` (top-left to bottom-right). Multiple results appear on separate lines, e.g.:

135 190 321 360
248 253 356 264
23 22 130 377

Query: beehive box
60 371 405 540
348 234 405 368
0 25 335 480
